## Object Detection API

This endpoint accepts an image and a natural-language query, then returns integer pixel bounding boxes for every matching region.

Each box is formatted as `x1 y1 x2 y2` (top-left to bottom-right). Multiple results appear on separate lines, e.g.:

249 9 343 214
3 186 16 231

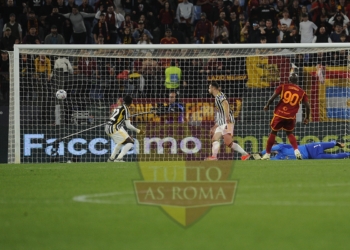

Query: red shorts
270 115 296 131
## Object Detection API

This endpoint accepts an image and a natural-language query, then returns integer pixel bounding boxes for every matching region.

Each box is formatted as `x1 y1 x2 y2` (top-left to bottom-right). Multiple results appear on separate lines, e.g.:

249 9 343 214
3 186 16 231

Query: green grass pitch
1 160 350 250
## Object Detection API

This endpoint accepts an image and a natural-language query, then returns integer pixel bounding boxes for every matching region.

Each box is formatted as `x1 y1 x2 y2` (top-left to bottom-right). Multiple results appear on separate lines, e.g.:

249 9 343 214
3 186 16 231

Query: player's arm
263 92 279 111
124 120 144 135
222 100 232 124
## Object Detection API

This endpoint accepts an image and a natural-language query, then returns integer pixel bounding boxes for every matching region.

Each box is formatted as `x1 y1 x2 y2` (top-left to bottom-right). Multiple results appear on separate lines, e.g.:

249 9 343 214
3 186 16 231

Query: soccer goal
7 44 350 163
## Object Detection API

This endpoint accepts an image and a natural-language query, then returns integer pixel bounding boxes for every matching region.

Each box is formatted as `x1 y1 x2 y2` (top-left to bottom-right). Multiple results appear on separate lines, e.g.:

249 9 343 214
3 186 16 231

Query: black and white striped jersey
215 92 235 126
105 104 130 134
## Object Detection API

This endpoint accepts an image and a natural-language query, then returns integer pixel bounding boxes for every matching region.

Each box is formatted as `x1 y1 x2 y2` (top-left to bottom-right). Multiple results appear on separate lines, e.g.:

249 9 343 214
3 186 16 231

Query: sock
110 143 123 159
231 143 248 155
116 143 133 160
212 141 220 157
266 133 276 154
287 134 298 150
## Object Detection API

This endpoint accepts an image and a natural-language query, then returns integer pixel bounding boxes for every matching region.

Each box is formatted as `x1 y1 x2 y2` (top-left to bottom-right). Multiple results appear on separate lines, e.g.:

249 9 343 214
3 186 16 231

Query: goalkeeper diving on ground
106 95 144 162
256 141 349 160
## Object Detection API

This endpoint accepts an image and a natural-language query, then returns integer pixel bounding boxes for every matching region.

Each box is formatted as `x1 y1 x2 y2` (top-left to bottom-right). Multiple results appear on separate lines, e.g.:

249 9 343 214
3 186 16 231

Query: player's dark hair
123 95 133 105
289 72 298 84
210 82 220 90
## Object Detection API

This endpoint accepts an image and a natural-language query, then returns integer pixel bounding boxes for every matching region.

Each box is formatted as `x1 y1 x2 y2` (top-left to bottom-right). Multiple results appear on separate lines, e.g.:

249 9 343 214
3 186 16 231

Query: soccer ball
56 89 67 100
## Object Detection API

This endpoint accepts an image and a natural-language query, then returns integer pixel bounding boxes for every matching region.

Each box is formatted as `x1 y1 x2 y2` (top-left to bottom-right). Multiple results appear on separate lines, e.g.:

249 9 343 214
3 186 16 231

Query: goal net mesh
7 45 350 163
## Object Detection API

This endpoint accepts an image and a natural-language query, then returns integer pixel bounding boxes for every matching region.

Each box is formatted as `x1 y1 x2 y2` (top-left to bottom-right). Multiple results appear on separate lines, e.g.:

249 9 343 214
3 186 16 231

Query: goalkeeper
105 95 144 162
260 141 349 160
151 92 184 123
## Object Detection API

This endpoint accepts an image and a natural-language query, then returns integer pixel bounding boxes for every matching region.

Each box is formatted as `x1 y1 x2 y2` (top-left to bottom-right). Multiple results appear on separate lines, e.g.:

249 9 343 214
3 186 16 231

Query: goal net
7 44 350 163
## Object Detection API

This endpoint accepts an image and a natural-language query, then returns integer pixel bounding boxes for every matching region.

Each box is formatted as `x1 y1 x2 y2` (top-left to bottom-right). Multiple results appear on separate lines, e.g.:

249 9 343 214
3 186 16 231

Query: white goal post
8 43 350 163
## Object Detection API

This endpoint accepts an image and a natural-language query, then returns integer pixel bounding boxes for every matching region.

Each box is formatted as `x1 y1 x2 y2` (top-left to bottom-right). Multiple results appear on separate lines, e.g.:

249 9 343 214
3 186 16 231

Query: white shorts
107 127 129 144
214 123 234 136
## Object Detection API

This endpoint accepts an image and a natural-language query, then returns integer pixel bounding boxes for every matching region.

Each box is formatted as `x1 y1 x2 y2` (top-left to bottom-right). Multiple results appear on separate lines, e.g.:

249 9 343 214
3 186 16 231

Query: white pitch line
73 191 136 204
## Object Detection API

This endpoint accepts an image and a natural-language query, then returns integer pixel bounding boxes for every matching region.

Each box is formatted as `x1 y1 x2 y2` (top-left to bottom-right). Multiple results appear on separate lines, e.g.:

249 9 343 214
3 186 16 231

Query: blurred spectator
26 11 39 35
28 0 44 17
278 10 295 31
0 28 16 51
330 24 348 42
132 0 152 21
164 60 182 94
258 0 275 23
259 35 267 43
92 13 114 44
288 0 302 26
158 1 175 37
62 19 73 44
171 22 186 44
19 54 34 102
281 25 300 43
309 52 329 66
133 20 153 43
44 25 65 44
140 52 159 97
34 54 51 82
316 14 333 35
196 0 214 19
120 27 137 44
274 0 285 21
338 0 349 14
3 13 22 43
210 0 228 24
329 12 349 27
96 34 105 44
201 53 223 74
299 5 312 22
94 0 114 13
160 28 179 44
67 0 76 13
1 0 20 25
40 0 54 19
231 13 247 43
57 0 69 14
213 19 229 42
214 11 230 29
179 57 204 97
46 6 65 34
60 5 96 44
79 0 96 44
120 13 138 33
260 19 280 43
22 27 40 44
176 0 194 43
193 12 213 44
95 6 124 44
38 16 50 42
121 0 133 14
0 51 10 102
231 0 244 16
299 13 317 43
137 33 152 45
312 26 332 42
247 21 261 43
310 0 330 23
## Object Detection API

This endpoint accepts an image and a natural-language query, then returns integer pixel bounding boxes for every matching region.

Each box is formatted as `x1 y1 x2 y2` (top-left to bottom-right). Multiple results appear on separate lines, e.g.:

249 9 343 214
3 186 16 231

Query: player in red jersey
261 73 310 160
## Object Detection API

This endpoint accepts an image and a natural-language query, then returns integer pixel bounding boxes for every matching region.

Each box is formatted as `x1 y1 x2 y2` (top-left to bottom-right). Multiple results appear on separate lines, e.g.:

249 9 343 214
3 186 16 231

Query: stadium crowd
1 0 350 47
1 0 350 105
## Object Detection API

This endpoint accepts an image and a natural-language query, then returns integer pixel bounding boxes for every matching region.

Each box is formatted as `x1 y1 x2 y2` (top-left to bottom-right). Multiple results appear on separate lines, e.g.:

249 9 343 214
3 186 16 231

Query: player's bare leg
262 130 278 160
108 143 123 162
205 132 221 161
224 134 250 160
286 131 302 160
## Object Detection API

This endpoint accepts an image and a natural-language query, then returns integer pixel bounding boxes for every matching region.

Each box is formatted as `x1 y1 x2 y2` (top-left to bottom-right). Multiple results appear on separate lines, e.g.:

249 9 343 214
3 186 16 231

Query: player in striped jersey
205 82 250 161
106 95 144 162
